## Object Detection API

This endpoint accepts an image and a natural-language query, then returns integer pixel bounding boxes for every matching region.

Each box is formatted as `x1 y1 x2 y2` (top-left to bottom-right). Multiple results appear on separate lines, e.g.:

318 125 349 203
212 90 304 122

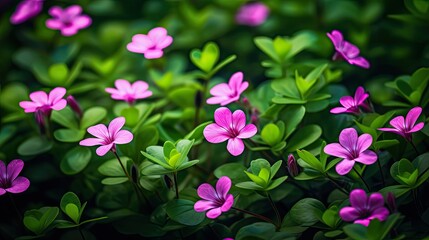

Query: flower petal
389 116 405 131
405 107 422 130
354 86 369 105
46 19 63 29
206 207 222 219
347 56 370 69
216 176 231 199
367 193 385 211
228 72 244 92
330 107 348 114
194 200 216 212
6 159 24 182
327 30 344 49
0 188 5 195
29 91 48 105
19 101 39 112
197 183 217 201
335 159 355 175
354 218 370 226
354 150 377 165
203 124 230 143
132 81 149 93
6 176 30 194
114 79 131 92
409 122 424 133
132 34 152 45
157 35 173 49
108 117 126 138
342 41 360 59
65 5 82 17
127 42 147 53
339 206 360 222
96 143 113 156
113 130 133 144
48 6 63 18
51 99 67 111
324 143 350 159
221 194 234 212
209 83 234 97
232 110 246 131
339 128 358 151
227 138 244 156
87 124 109 140
237 124 257 139
79 138 104 146
356 133 372 153
73 15 91 29
61 26 79 36
369 207 389 222
350 189 368 210
144 50 164 59
214 107 233 129
339 96 355 109
206 96 231 106
148 27 168 44
0 161 6 180
105 87 120 95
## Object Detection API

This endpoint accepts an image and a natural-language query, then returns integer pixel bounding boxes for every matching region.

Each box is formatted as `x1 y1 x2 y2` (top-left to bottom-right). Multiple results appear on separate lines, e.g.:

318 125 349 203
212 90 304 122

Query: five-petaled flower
327 30 370 69
19 87 67 117
127 27 173 59
339 189 389 226
0 159 30 196
204 107 257 156
194 176 234 219
330 86 370 115
378 106 424 142
207 72 249 106
324 128 377 175
46 5 92 36
79 117 133 156
10 0 43 24
105 79 153 105
235 2 269 26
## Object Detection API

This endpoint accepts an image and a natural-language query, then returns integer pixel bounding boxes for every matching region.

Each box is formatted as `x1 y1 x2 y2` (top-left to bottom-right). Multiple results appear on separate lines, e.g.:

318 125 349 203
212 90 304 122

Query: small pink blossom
339 189 389 226
46 5 92 36
194 176 234 219
79 117 133 156
378 107 424 141
236 2 269 26
0 159 30 196
327 30 370 69
10 0 43 24
330 86 370 114
19 87 67 116
207 72 249 106
105 79 152 104
324 128 377 175
203 107 257 156
127 27 173 59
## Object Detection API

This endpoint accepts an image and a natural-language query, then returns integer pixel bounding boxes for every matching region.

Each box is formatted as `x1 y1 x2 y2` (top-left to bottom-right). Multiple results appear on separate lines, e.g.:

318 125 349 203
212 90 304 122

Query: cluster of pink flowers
127 27 173 59
105 79 152 105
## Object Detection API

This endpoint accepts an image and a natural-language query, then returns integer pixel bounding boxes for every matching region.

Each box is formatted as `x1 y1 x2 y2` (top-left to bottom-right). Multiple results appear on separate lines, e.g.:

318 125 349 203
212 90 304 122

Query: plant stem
112 150 132 182
377 159 386 187
8 194 22 222
266 193 281 229
78 227 86 240
325 174 349 195
232 207 276 226
352 167 370 192
173 172 179 199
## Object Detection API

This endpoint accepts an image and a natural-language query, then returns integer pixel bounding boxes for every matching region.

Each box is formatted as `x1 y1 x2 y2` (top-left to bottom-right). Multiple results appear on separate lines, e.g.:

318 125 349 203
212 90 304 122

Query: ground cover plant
1 0 429 239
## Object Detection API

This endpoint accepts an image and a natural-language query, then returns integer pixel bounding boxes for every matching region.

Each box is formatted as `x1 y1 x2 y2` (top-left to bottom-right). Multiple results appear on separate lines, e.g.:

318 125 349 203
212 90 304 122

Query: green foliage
23 207 59 236
165 199 205 226
236 159 287 191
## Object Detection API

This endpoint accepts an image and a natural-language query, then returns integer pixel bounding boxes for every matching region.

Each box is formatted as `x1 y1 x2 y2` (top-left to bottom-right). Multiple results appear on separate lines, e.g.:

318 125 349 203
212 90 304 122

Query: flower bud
67 95 83 118
242 97 250 109
287 154 299 177
250 108 260 126
386 192 396 213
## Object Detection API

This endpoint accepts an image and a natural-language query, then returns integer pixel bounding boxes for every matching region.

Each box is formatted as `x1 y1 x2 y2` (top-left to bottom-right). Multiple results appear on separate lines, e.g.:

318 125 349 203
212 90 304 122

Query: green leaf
140 163 174 175
185 121 212 141
236 222 276 240
270 160 283 181
343 224 368 240
261 123 281 146
48 63 69 85
282 105 306 138
17 136 53 156
272 97 306 104
120 107 139 127
163 141 176 158
266 176 288 191
60 192 81 215
80 107 107 129
51 107 79 129
322 206 339 228
289 198 325 226
286 125 322 152
235 181 264 190
65 204 80 224
142 147 171 169
54 129 85 142
287 31 317 58
60 147 91 175
101 177 128 185
244 171 267 187
250 159 271 176
98 157 130 177
273 36 292 61
214 163 248 182
210 55 237 77
165 199 205 226
297 150 324 172
190 42 219 73
379 185 411 197
24 207 59 235
373 139 399 150
254 37 279 62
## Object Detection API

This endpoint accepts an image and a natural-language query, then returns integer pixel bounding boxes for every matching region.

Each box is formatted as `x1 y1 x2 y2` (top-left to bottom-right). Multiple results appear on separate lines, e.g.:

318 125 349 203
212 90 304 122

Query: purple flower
324 128 377 175
378 107 424 141
203 107 257 156
339 189 389 226
327 30 370 69
105 79 152 105
330 86 370 114
207 72 249 106
0 159 30 196
19 87 67 117
236 2 269 26
46 5 92 36
194 176 234 219
79 117 133 156
10 0 43 24
127 27 173 59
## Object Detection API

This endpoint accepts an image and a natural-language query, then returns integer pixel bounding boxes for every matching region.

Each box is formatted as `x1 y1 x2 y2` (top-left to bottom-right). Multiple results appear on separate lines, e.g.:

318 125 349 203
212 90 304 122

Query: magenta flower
378 107 424 141
207 72 249 106
339 189 389 226
10 0 43 24
105 79 152 104
204 107 257 156
330 86 370 114
19 87 67 116
46 5 92 36
0 159 30 196
194 176 234 219
327 30 370 69
324 128 377 175
236 2 269 26
127 27 173 59
79 117 133 156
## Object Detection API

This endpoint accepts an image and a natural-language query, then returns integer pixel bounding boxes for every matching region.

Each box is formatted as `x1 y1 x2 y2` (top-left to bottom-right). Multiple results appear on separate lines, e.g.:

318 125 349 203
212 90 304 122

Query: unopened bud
287 154 299 177
35 110 46 135
242 97 250 109
67 95 83 118
250 108 260 125
386 192 396 213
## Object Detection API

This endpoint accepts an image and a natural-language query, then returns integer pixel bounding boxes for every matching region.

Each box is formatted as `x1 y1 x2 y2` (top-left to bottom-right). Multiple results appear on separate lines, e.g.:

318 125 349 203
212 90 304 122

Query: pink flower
79 117 133 156
378 107 424 141
206 72 249 106
0 159 30 196
330 86 370 114
19 87 67 116
327 30 370 69
127 27 173 59
46 5 92 36
10 0 43 24
105 79 152 104
324 128 377 175
194 176 234 219
204 107 257 156
236 2 269 26
339 189 389 226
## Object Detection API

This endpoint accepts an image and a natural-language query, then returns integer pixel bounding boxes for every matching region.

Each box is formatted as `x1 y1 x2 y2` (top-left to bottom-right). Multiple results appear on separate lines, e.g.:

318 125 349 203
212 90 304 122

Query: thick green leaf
65 204 80 224
261 123 281 146
98 157 130 177
282 105 306 138
165 199 205 226
51 107 79 129
185 121 212 141
48 63 69 85
244 171 267 187
24 207 59 235
214 163 248 182
60 147 91 175
60 192 81 214
254 37 279 62
286 125 322 152
80 107 107 129
101 177 128 185
236 222 276 240
297 150 324 172
17 136 53 156
289 198 325 226
266 176 288 191
343 224 368 240
54 129 85 142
